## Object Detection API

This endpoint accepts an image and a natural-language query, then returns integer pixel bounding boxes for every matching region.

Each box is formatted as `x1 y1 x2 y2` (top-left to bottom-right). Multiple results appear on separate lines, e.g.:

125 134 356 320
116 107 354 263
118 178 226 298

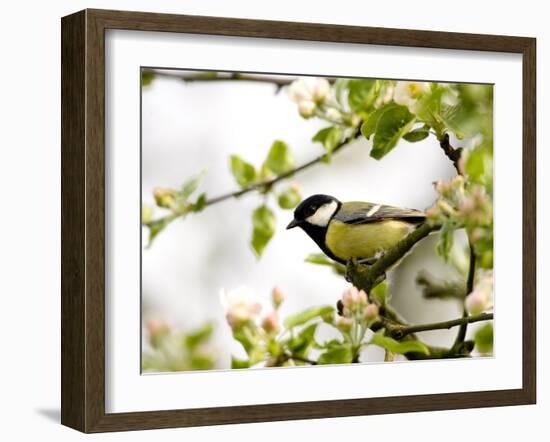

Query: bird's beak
286 219 299 230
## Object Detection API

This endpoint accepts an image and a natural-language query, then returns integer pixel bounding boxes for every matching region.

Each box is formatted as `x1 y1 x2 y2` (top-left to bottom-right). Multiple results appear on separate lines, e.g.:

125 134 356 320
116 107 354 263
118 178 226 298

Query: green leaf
361 105 392 140
403 127 430 142
333 79 349 105
312 126 344 158
370 331 430 356
304 253 335 267
251 205 276 257
436 221 455 261
142 205 153 225
181 170 205 198
414 85 446 130
232 330 255 353
277 187 301 209
230 155 257 187
264 140 294 175
184 322 214 349
283 305 334 329
371 104 416 159
318 344 353 364
287 323 318 355
370 281 388 306
192 193 207 212
141 71 155 87
231 357 250 369
147 215 175 247
347 79 379 113
465 145 493 193
474 322 493 354
304 253 346 275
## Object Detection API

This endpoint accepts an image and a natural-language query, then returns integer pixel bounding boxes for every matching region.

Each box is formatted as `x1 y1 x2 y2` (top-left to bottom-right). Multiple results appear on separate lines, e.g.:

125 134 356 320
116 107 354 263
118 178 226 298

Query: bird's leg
345 257 360 283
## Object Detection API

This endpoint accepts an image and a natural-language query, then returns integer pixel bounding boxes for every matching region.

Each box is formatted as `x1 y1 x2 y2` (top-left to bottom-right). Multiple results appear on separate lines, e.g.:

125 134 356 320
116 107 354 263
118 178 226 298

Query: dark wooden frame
61 8 536 433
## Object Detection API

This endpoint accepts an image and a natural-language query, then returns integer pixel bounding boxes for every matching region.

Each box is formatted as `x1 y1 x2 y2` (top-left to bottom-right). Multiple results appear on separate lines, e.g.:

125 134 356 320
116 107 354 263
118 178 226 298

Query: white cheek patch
306 201 339 227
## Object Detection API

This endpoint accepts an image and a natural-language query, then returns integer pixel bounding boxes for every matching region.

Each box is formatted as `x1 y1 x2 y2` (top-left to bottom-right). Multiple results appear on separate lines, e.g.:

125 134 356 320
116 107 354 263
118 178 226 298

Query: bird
286 194 426 265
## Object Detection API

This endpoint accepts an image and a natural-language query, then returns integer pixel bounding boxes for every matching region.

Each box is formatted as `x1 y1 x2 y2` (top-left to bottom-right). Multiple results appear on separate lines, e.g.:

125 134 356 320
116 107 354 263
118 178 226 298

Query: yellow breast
325 220 415 261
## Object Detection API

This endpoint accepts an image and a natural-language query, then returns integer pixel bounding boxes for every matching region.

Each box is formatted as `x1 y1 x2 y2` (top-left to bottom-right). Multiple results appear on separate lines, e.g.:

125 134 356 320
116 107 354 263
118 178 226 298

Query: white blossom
312 78 330 102
220 286 262 327
325 108 342 122
298 100 316 118
289 79 313 103
393 81 430 112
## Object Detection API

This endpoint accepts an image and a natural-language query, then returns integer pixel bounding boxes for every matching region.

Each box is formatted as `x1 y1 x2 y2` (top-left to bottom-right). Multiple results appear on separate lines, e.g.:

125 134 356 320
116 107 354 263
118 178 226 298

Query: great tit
286 194 426 264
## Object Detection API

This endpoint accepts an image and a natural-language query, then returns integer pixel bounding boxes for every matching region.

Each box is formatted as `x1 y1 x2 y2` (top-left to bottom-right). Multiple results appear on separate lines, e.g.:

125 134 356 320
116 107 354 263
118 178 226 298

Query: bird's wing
334 201 426 225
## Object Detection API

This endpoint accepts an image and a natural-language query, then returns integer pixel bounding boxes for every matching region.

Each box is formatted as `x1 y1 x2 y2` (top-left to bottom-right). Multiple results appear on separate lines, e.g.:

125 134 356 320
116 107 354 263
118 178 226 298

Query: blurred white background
0 0 546 440
141 71 466 368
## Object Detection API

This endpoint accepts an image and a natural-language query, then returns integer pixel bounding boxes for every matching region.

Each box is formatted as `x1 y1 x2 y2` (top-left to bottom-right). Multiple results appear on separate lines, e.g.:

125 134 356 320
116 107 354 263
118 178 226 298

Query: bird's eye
305 207 316 217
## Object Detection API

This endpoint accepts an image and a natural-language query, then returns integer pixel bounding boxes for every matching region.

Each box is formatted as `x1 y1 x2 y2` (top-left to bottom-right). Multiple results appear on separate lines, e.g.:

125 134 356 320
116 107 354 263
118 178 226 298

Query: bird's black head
286 194 341 230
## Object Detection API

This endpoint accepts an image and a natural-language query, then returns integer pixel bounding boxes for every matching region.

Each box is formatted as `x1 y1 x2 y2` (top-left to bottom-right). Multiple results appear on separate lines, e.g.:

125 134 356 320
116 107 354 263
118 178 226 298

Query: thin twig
202 127 361 206
287 353 318 365
143 69 295 92
438 133 463 173
386 312 493 340
452 245 477 350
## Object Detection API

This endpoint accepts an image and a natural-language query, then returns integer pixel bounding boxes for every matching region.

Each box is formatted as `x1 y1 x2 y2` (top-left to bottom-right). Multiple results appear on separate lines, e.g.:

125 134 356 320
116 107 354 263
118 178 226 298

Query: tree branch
346 222 438 293
384 312 493 340
416 270 466 301
438 133 463 173
204 127 361 206
143 69 296 92
287 353 318 365
451 245 477 350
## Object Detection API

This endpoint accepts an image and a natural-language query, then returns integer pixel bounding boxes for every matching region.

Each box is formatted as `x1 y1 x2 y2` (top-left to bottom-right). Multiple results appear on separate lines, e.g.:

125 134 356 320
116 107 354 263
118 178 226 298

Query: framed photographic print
61 9 536 433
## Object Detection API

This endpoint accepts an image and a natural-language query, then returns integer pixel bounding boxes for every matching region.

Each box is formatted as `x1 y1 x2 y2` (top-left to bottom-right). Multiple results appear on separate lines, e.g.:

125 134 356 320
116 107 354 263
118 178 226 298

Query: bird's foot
345 257 360 283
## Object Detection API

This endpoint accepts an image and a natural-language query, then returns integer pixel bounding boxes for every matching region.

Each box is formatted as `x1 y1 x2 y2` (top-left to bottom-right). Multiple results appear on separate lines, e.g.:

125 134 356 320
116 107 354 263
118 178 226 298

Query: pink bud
342 287 360 308
225 312 241 330
271 286 286 308
363 304 379 321
262 311 279 334
358 290 368 306
336 316 353 332
465 290 487 315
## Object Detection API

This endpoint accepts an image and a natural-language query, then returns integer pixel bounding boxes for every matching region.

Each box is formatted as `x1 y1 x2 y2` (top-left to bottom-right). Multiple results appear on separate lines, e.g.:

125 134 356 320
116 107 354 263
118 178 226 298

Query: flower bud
435 180 451 196
336 316 353 332
363 303 379 321
289 182 302 193
312 78 330 102
358 289 368 306
145 318 170 348
342 286 360 309
271 286 286 308
465 272 493 315
262 311 279 334
465 290 488 316
425 206 440 222
142 205 153 224
325 108 342 122
220 286 262 329
298 100 316 118
153 187 176 208
289 79 313 103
